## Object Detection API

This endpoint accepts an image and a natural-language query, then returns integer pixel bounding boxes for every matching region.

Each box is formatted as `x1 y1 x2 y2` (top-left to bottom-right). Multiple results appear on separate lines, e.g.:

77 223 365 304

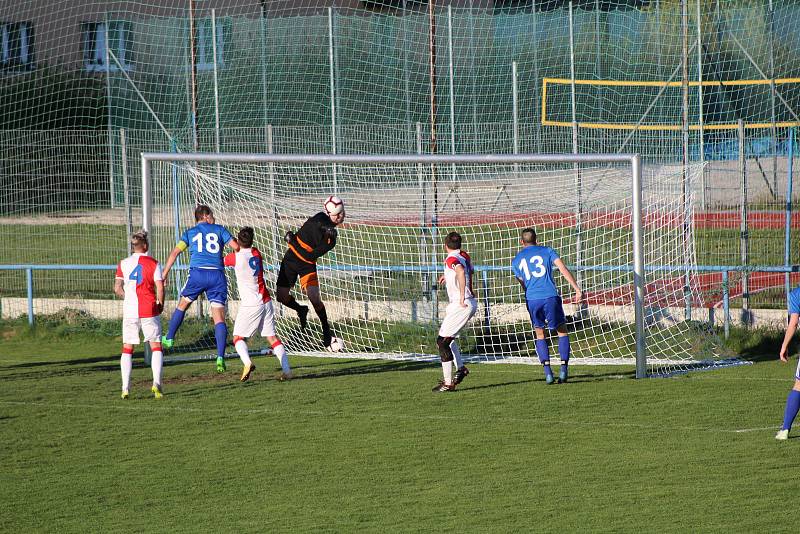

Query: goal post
141 152 723 378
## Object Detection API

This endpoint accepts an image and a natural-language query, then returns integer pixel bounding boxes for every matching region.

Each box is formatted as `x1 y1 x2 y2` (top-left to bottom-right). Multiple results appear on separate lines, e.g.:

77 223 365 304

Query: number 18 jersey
178 222 233 270
512 245 560 301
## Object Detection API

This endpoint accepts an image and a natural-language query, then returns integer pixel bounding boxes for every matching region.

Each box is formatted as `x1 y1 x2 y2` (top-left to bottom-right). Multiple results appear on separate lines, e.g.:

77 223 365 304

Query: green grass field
1 320 798 532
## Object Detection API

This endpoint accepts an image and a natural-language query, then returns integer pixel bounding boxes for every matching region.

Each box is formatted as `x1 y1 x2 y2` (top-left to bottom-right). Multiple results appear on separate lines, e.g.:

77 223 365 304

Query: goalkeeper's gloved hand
284 230 295 243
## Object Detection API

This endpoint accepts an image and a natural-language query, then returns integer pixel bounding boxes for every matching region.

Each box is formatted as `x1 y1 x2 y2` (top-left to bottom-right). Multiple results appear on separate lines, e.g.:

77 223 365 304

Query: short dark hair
195 204 213 222
521 228 537 245
131 230 149 251
445 231 462 250
237 227 254 248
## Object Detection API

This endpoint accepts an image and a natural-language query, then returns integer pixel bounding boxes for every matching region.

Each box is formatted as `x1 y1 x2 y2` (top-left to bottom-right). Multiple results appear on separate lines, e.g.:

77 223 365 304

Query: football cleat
454 366 470 385
151 384 163 399
322 330 332 349
240 363 256 382
121 390 129 400
776 429 789 441
432 380 456 392
558 367 569 384
161 336 174 349
216 356 226 373
545 373 555 385
297 306 309 329
278 372 293 382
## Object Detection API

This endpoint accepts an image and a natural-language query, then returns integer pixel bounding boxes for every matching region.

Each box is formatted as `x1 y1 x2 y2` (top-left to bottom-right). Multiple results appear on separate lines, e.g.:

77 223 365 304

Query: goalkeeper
276 196 345 350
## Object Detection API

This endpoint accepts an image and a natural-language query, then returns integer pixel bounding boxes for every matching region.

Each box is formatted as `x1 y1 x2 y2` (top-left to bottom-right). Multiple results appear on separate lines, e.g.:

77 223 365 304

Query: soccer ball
326 336 345 353
323 195 344 216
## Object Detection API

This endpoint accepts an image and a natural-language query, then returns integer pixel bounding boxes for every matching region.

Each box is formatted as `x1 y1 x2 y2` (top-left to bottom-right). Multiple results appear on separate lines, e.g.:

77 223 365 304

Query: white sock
151 350 163 387
235 339 252 367
121 353 133 391
450 340 463 369
441 361 453 385
273 342 290 374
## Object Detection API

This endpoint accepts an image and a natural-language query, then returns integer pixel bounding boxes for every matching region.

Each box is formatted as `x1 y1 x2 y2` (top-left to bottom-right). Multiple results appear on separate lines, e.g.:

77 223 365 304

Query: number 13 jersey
512 245 561 301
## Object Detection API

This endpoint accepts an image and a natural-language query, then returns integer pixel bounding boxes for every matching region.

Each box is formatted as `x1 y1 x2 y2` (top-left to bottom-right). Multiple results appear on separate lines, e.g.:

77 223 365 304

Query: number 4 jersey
512 245 561 301
116 253 163 318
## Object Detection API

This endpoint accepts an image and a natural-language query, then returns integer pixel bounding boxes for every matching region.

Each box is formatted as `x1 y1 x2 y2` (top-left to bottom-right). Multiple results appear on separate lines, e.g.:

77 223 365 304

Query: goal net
142 153 730 377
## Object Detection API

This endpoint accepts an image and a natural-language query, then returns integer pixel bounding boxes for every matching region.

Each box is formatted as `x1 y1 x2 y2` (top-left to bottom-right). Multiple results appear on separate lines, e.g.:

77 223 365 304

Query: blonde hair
131 230 149 251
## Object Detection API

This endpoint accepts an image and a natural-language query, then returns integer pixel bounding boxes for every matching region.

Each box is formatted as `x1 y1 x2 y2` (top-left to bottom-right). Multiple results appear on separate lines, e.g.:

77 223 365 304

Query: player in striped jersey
161 205 239 373
432 232 477 392
113 230 165 399
512 228 582 385
224 227 292 382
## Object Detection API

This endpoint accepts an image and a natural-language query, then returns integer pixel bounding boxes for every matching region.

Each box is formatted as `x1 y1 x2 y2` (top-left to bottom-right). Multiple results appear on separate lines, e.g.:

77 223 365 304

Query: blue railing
1 264 798 339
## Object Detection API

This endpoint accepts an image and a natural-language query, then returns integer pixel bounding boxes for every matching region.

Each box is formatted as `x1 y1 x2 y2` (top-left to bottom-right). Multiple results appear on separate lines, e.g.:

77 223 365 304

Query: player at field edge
160 205 239 373
432 231 477 392
275 196 344 350
113 230 165 399
512 228 583 385
224 227 292 382
775 286 800 440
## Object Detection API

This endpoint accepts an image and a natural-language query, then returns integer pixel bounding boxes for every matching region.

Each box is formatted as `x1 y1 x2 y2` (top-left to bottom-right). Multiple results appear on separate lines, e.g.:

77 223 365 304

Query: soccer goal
140 152 726 378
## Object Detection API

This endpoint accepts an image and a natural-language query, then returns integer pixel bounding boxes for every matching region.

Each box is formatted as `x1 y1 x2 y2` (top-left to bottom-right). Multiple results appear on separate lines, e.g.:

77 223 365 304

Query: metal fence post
26 268 34 326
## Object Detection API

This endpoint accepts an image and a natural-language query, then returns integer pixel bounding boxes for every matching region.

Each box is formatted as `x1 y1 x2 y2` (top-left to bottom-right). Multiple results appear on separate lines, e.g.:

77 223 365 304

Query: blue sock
782 389 800 431
558 335 571 375
214 322 228 359
535 339 552 378
166 308 186 340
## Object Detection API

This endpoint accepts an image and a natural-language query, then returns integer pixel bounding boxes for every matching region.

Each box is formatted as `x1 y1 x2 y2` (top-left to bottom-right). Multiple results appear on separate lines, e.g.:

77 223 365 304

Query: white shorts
438 298 478 338
122 316 162 345
795 357 800 380
233 301 276 339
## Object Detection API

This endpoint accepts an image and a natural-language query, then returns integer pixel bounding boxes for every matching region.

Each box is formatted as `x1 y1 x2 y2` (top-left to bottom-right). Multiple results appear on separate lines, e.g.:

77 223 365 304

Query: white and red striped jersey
224 247 271 307
115 253 163 318
443 249 475 304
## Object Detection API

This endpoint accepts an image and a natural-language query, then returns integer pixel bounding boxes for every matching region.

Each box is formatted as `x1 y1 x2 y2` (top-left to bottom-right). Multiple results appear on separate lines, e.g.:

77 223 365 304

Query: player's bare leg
149 340 164 398
555 323 571 383
534 327 554 384
305 285 332 348
163 296 193 348
276 285 308 329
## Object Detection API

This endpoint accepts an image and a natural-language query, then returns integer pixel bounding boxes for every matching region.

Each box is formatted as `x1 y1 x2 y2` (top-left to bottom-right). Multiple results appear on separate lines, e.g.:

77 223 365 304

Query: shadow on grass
2 353 120 369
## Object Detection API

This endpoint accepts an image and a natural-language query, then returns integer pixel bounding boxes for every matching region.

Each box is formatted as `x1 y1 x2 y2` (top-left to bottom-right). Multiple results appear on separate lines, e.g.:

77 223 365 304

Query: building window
82 21 133 72
195 18 228 71
1 22 35 72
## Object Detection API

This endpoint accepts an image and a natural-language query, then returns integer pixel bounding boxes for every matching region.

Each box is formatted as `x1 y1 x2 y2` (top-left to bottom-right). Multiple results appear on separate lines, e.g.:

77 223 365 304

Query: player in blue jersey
512 228 582 384
160 205 239 373
775 286 800 440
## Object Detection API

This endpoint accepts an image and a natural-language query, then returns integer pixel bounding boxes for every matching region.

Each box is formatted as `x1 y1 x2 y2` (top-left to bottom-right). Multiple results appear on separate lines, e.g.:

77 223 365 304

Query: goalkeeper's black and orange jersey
286 212 338 264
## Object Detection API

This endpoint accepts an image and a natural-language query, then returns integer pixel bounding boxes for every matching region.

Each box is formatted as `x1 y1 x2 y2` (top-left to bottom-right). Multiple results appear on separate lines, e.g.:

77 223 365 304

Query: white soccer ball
326 336 345 353
323 195 344 216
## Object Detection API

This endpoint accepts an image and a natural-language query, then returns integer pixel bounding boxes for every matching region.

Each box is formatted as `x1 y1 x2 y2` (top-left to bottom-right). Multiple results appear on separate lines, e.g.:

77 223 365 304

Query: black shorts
276 253 318 289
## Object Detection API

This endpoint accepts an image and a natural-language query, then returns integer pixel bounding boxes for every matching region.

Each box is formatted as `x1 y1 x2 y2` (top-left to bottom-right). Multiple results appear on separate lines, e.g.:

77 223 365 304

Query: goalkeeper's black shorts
277 252 318 289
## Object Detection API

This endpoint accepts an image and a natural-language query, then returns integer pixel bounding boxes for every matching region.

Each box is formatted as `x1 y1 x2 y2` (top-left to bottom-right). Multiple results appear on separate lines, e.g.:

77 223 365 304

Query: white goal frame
141 152 647 377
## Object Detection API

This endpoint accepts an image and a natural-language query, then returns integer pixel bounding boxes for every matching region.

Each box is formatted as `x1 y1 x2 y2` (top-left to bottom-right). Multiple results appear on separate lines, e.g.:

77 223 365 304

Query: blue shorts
526 296 566 330
181 268 228 306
